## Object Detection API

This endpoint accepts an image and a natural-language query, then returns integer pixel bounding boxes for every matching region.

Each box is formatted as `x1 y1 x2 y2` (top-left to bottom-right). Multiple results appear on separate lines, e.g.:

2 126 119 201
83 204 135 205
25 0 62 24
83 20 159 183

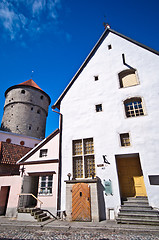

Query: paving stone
0 225 159 240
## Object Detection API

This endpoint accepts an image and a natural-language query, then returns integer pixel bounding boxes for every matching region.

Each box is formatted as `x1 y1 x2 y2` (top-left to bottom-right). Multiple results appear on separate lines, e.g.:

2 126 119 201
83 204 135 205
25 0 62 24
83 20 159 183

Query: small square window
120 133 130 147
108 44 112 50
94 76 99 81
95 104 102 112
39 149 48 157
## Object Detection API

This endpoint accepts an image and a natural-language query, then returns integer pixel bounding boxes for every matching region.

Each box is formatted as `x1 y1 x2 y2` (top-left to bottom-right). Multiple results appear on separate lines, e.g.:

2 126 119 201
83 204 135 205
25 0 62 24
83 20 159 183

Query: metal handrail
18 193 43 208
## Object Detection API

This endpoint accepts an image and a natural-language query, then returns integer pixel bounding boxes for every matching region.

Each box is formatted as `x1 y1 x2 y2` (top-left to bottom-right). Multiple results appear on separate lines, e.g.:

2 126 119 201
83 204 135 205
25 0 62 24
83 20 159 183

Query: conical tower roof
18 79 42 91
5 79 51 104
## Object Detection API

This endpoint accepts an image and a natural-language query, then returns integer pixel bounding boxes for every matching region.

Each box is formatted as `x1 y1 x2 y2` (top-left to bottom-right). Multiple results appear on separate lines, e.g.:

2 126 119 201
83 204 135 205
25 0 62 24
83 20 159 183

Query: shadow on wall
0 124 11 133
97 179 106 221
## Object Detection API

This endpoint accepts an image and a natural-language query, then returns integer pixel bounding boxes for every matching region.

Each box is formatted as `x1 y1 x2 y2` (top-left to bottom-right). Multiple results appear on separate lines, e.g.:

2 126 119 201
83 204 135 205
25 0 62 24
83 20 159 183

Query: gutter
52 108 63 216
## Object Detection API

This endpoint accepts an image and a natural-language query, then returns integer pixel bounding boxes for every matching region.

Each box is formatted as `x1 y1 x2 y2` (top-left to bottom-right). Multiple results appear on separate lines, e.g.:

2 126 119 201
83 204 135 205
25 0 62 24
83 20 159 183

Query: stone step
37 212 47 219
38 215 51 222
126 196 148 200
18 207 35 213
18 207 53 223
34 210 43 216
31 209 41 216
116 217 159 225
120 209 158 214
118 212 159 220
122 201 149 206
120 205 153 211
30 208 40 213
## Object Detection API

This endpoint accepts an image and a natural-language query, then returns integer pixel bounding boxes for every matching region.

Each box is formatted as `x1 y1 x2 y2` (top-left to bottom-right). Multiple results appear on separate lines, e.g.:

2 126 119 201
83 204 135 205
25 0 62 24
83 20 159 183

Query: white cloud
0 0 62 40
32 0 45 17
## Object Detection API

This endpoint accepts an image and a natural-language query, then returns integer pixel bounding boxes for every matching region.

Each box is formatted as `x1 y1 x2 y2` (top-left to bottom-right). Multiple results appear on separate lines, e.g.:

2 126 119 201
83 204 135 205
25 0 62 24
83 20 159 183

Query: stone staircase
18 207 57 223
116 197 159 225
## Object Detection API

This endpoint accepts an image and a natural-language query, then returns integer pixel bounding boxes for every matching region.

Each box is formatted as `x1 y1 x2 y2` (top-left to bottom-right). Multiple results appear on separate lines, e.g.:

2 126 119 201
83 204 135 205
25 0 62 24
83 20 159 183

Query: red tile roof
0 142 32 165
18 79 42 91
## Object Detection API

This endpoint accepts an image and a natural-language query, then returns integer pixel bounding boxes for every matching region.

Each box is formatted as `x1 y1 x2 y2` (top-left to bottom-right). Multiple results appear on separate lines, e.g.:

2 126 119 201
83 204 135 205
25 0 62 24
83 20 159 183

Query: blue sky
0 0 158 137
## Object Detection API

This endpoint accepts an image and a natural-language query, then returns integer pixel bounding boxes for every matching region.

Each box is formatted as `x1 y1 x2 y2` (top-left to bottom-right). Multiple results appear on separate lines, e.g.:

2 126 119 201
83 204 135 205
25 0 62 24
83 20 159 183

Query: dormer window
39 149 48 157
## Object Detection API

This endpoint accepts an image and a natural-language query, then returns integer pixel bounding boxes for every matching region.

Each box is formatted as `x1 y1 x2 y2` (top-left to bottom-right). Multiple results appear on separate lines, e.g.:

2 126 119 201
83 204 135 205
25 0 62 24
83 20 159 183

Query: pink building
17 129 60 219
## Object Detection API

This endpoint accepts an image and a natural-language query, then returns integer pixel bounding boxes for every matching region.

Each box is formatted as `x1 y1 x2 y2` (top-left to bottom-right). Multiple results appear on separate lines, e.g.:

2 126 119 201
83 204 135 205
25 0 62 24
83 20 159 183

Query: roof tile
0 142 32 165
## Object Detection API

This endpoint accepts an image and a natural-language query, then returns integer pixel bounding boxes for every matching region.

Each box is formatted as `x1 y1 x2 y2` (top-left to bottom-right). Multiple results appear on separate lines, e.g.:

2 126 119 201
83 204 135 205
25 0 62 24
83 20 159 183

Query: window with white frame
39 175 53 195
39 149 48 157
72 138 95 178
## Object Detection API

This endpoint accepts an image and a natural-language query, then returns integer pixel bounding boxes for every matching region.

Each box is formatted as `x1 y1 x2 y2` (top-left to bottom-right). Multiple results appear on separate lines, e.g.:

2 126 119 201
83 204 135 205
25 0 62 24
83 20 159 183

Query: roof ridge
52 27 159 109
17 128 60 164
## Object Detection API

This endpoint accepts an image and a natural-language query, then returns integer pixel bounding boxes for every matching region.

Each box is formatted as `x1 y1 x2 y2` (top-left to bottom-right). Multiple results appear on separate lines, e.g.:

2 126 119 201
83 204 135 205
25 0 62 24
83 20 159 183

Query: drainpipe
52 108 62 216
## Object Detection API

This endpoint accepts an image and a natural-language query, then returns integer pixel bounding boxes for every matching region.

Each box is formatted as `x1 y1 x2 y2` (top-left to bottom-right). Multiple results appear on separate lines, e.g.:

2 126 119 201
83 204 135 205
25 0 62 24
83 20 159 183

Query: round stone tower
1 79 51 139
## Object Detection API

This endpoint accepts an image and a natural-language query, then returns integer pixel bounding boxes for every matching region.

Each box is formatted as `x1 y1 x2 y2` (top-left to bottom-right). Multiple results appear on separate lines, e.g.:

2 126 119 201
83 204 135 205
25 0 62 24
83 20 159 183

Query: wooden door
116 156 147 198
0 186 10 215
72 183 91 221
133 176 147 196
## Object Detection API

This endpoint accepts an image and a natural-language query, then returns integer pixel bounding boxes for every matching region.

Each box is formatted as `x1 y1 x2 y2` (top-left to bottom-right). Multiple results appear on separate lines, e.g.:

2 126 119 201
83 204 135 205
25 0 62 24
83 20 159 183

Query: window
39 149 48 157
124 97 144 118
40 95 43 100
28 124 32 130
21 90 25 94
73 138 95 178
95 104 102 112
108 44 112 50
37 109 41 114
94 76 99 81
39 175 53 195
119 69 138 88
120 133 130 147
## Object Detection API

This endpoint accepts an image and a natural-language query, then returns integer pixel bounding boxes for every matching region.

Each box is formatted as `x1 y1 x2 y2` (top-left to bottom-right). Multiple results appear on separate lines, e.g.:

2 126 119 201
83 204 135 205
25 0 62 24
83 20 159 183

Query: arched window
124 97 145 118
119 69 138 88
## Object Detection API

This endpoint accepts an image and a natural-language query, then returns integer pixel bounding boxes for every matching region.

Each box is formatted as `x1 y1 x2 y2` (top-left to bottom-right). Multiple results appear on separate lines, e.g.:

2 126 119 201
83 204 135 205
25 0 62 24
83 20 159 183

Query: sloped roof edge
52 27 159 109
17 128 60 164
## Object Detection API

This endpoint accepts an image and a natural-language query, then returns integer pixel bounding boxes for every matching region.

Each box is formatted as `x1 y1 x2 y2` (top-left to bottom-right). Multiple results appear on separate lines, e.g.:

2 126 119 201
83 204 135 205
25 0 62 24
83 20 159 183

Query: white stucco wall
59 31 159 217
0 130 40 148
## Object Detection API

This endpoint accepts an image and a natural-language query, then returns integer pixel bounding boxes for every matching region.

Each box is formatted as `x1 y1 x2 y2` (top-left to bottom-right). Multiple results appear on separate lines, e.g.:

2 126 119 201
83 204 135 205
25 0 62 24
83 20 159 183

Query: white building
52 27 159 222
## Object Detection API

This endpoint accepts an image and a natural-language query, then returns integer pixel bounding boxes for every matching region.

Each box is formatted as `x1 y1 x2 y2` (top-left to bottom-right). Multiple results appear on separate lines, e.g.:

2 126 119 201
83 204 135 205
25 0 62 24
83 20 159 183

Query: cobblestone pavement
0 225 159 240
